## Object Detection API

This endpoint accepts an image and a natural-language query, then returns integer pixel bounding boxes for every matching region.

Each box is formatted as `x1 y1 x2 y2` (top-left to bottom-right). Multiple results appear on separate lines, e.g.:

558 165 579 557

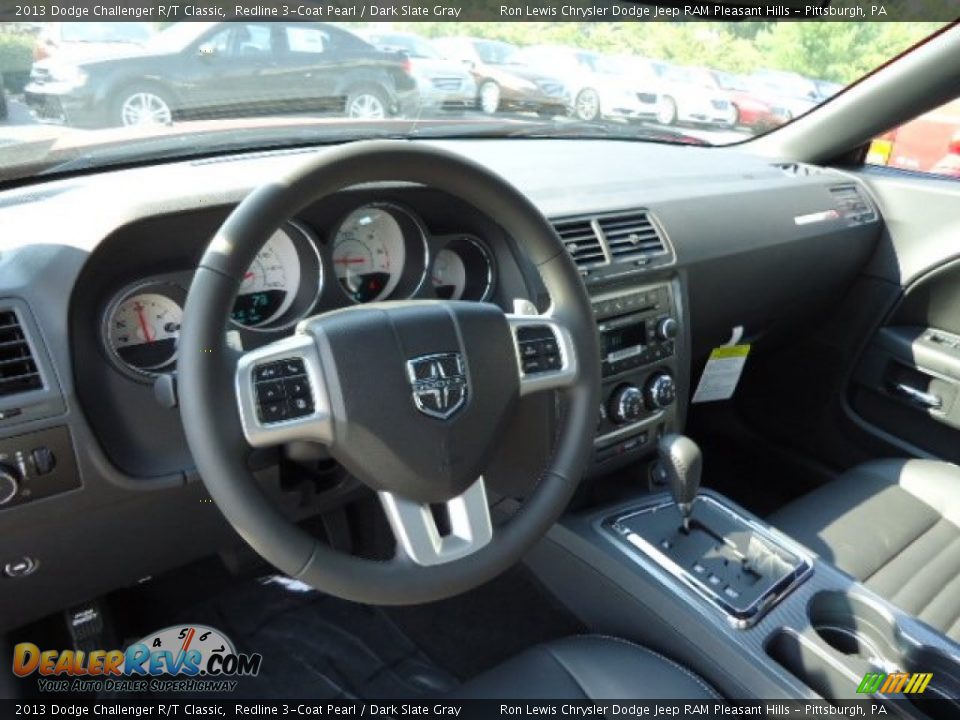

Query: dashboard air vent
552 217 607 270
830 184 877 224
598 212 667 262
0 310 42 397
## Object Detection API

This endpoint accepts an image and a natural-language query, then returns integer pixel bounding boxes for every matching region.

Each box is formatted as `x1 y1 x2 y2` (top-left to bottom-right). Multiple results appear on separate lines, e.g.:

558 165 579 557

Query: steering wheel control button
254 363 283 382
252 357 314 425
287 396 314 418
259 400 287 424
283 377 310 399
280 358 305 377
256 380 284 404
516 325 562 375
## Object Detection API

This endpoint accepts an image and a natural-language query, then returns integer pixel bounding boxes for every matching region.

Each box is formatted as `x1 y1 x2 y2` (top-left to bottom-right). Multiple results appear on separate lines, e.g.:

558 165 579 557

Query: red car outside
691 68 792 132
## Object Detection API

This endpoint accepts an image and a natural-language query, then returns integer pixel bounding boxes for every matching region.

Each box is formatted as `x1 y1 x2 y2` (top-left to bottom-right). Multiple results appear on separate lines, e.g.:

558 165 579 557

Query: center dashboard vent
551 209 672 283
0 310 43 397
552 216 607 269
598 211 667 261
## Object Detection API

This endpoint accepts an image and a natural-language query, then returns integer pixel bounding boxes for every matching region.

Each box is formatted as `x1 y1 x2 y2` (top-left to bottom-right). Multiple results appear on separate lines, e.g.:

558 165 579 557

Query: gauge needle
243 271 255 280
334 257 366 265
134 302 154 343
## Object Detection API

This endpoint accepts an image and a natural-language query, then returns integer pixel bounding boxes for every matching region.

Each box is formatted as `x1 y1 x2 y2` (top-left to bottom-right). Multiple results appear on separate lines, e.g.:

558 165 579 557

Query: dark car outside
24 21 419 128
432 37 569 117
0 87 7 121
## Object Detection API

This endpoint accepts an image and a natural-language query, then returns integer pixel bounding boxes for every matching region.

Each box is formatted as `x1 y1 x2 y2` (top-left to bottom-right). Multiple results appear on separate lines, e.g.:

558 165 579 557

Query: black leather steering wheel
178 141 600 604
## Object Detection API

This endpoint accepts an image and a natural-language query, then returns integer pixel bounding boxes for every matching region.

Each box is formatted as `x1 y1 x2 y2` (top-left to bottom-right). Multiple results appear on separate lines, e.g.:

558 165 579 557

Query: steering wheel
178 141 600 604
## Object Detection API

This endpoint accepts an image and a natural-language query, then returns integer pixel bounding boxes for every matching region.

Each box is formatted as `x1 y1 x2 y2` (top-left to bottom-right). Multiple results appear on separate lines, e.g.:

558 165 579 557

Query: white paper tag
225 330 244 352
691 345 751 403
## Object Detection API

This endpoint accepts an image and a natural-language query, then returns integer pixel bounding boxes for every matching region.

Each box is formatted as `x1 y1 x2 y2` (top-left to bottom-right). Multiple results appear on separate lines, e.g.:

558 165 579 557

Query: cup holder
808 591 900 664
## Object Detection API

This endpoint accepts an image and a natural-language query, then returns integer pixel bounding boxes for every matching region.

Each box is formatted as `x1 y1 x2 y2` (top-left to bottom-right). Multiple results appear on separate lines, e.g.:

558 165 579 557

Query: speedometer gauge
106 288 183 376
332 206 410 303
231 227 302 328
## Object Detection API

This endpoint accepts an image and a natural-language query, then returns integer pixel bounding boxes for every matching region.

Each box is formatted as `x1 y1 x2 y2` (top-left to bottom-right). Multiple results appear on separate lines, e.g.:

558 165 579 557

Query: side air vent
830 184 877 224
551 217 607 270
0 310 43 397
598 211 667 262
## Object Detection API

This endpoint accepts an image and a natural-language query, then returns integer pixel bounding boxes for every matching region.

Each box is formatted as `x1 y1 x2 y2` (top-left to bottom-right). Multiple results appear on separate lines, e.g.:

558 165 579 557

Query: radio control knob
644 372 677 410
656 317 678 341
0 465 20 506
609 385 644 425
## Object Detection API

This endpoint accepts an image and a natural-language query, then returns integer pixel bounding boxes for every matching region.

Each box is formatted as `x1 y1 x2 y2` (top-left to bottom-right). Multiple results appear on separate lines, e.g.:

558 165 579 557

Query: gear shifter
657 434 702 530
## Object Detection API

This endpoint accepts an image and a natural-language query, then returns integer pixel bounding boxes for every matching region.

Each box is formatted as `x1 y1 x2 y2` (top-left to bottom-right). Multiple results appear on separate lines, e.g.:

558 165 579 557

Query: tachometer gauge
432 248 467 300
431 235 494 302
332 205 413 303
106 289 183 376
231 226 302 328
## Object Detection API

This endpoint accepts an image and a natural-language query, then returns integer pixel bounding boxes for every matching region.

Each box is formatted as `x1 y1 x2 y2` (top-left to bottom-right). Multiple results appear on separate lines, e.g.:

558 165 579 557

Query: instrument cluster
102 202 496 379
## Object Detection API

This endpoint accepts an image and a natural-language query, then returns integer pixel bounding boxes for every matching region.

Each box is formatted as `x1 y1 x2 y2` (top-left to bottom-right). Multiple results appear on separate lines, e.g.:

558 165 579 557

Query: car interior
0 16 959 713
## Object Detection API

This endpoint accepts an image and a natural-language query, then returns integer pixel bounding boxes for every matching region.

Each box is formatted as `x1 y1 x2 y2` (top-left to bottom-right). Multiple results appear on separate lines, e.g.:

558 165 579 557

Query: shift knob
658 434 702 528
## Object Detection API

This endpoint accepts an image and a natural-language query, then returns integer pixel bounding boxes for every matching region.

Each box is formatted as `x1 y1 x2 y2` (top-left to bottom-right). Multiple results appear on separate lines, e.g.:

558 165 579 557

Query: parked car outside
695 68 792 131
355 30 476 115
814 79 844 101
432 37 569 117
650 61 737 128
867 97 960 177
750 69 821 119
24 21 418 128
519 45 658 123
33 22 154 63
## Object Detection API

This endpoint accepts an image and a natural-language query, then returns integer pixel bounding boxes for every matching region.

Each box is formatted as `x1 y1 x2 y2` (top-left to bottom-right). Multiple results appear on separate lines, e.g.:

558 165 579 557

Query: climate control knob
0 465 20 506
609 385 644 425
644 372 677 410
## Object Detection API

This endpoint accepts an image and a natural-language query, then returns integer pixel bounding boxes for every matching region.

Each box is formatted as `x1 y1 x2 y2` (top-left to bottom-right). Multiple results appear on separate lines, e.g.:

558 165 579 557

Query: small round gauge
431 235 494 302
332 206 410 303
231 226 302 328
106 290 183 375
432 248 467 300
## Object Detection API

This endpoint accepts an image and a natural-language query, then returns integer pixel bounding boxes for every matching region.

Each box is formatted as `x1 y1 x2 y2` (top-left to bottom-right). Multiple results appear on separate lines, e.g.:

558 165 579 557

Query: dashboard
100 201 497 380
0 138 882 632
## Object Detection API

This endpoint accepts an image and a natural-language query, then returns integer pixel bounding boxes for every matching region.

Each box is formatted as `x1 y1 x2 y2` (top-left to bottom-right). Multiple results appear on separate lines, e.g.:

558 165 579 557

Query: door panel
844 171 960 463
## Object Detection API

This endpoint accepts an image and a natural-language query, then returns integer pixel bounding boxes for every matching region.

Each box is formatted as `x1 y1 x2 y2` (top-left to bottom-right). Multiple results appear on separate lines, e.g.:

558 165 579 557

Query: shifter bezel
601 493 814 628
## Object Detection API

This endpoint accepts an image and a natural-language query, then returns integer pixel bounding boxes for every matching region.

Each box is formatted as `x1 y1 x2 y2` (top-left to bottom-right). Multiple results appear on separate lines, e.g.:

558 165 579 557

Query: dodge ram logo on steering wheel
406 353 468 420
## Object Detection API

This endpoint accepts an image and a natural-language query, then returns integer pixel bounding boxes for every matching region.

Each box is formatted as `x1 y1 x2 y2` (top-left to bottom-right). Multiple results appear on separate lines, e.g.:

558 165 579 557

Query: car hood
486 64 563 85
409 58 473 79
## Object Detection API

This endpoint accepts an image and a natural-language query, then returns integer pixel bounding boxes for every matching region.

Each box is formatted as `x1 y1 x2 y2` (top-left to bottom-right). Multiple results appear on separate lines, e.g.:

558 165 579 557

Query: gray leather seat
455 635 720 701
770 459 960 641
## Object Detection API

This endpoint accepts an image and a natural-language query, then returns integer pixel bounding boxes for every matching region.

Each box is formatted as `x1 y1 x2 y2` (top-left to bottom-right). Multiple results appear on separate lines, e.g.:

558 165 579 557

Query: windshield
0 18 948 182
59 23 153 44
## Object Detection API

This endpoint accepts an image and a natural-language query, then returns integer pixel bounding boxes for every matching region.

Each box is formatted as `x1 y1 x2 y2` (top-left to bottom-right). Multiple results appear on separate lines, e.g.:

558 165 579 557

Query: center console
526 435 960 716
590 282 683 469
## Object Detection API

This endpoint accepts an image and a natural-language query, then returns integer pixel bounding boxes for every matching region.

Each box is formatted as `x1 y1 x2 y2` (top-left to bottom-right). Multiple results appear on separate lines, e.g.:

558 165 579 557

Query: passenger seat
769 459 960 642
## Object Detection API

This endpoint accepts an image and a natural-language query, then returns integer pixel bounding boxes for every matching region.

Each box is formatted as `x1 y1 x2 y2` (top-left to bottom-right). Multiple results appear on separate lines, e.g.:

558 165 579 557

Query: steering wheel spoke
507 314 579 397
379 477 493 566
234 333 333 447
